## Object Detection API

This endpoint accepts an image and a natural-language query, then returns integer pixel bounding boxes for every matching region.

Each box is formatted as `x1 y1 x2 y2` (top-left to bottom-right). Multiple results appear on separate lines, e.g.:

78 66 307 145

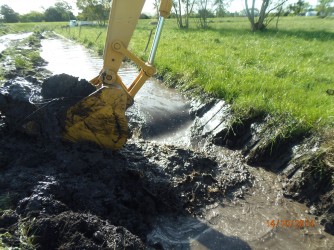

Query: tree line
0 2 75 23
0 0 333 31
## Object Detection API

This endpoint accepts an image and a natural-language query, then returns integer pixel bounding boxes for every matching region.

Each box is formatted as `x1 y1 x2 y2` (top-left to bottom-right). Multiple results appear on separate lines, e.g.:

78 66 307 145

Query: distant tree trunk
173 0 184 28
184 0 196 28
197 0 210 29
173 0 195 29
245 0 287 31
245 0 265 31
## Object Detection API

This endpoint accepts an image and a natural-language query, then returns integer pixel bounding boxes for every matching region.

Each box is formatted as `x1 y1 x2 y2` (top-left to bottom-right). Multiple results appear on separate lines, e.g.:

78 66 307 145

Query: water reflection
148 216 251 249
0 32 33 53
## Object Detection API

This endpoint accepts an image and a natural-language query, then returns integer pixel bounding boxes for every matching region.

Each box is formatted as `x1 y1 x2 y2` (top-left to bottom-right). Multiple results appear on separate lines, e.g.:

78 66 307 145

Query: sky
0 0 320 16
0 0 156 15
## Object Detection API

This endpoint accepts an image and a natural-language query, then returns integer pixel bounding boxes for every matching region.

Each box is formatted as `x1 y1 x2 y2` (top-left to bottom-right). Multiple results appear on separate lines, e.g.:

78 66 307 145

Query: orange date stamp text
266 219 316 229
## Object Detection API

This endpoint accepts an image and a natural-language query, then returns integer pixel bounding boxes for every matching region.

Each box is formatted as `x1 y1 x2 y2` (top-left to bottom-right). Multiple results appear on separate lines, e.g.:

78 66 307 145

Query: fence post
95 31 102 43
144 28 154 53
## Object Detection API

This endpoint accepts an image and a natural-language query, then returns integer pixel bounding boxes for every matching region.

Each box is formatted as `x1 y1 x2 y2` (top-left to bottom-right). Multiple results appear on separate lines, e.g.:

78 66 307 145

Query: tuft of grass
0 68 4 83
27 51 44 66
18 219 37 250
0 232 13 250
14 55 32 70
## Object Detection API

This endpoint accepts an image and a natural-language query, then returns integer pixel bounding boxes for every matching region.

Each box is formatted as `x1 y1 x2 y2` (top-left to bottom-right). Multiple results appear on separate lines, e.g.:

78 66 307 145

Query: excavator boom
63 0 172 150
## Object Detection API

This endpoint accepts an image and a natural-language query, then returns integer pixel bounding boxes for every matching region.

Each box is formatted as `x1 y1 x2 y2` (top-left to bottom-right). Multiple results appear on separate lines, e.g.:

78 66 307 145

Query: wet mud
188 94 334 236
0 71 250 248
0 32 333 249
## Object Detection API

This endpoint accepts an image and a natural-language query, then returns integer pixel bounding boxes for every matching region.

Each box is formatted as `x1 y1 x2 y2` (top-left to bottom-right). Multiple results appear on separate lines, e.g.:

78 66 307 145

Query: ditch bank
0 31 333 249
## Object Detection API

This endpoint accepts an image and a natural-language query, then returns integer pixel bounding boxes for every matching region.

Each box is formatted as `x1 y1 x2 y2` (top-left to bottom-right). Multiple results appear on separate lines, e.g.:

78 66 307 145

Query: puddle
0 77 41 102
38 35 334 249
0 32 33 53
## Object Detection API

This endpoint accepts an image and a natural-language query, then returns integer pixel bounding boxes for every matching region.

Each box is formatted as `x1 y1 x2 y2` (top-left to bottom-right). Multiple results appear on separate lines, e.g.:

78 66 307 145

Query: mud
0 32 333 249
188 93 334 235
0 72 250 249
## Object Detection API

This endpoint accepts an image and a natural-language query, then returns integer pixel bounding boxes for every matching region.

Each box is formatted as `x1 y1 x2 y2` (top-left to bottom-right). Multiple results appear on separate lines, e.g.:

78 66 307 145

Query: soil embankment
0 31 333 249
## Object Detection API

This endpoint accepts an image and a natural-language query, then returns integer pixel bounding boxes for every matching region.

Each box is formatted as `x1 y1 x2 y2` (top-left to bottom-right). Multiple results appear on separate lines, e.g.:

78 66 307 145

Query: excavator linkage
63 0 172 149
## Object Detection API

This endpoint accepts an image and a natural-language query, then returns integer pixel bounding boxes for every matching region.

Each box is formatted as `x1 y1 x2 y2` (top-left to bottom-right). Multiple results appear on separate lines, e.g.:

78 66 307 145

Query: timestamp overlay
266 219 316 229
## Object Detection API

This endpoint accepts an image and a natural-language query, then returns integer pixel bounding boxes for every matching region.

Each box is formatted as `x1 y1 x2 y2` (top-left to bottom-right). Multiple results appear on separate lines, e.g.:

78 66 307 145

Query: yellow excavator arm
63 0 172 150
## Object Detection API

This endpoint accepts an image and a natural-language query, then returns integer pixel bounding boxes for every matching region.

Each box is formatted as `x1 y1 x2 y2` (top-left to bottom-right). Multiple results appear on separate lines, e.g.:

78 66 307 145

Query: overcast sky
0 0 155 15
0 0 319 15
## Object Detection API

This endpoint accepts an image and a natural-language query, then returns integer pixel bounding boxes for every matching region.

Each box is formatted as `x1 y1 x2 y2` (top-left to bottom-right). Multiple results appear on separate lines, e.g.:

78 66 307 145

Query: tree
288 0 310 15
197 0 213 29
20 11 45 22
172 0 196 29
55 1 75 20
172 0 184 28
183 0 196 28
76 0 110 25
214 0 231 17
44 7 63 21
316 0 334 17
44 2 75 22
0 5 19 23
245 0 288 31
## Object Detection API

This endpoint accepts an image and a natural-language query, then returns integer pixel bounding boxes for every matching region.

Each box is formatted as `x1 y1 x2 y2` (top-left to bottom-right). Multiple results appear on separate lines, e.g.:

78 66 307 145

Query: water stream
38 35 334 249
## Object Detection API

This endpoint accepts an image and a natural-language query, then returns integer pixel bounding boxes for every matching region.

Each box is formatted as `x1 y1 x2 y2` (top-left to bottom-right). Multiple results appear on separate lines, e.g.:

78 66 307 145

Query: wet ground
0 32 333 249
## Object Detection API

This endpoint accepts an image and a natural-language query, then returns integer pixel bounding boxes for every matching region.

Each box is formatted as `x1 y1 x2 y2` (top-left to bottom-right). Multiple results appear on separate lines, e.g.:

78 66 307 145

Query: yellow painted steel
159 0 173 17
63 0 172 150
63 85 128 149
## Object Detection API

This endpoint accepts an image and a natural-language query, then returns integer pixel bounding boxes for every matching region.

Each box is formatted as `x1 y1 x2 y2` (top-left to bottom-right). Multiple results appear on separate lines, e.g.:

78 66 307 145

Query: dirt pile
0 74 250 249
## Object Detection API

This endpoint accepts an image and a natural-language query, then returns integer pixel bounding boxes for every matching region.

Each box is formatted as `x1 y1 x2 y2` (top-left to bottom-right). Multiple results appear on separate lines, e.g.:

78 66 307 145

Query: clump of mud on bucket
41 73 95 99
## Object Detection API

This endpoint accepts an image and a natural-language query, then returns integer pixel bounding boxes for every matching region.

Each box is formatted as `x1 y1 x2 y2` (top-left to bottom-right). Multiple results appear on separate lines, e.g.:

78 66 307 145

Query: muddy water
149 168 334 249
0 32 33 53
39 35 334 249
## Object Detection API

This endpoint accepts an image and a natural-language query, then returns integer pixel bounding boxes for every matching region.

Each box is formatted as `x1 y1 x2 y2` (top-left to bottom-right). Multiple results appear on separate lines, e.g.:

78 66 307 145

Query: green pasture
3 17 334 134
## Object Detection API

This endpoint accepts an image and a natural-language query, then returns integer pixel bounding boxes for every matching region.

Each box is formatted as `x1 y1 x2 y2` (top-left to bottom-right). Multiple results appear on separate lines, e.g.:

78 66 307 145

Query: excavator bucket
63 86 128 149
63 0 146 149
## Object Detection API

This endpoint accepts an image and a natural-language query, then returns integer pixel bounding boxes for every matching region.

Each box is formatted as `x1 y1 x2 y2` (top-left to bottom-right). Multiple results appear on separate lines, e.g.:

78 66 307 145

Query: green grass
0 22 60 34
3 17 334 134
14 55 32 70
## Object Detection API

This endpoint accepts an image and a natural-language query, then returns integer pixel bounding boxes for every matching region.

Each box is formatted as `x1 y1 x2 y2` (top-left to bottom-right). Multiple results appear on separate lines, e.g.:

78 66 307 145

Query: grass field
2 17 334 135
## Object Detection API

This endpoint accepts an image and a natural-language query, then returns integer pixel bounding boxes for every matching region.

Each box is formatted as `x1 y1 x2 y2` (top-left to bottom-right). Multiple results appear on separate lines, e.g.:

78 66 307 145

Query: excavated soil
0 73 250 249
1 32 333 249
